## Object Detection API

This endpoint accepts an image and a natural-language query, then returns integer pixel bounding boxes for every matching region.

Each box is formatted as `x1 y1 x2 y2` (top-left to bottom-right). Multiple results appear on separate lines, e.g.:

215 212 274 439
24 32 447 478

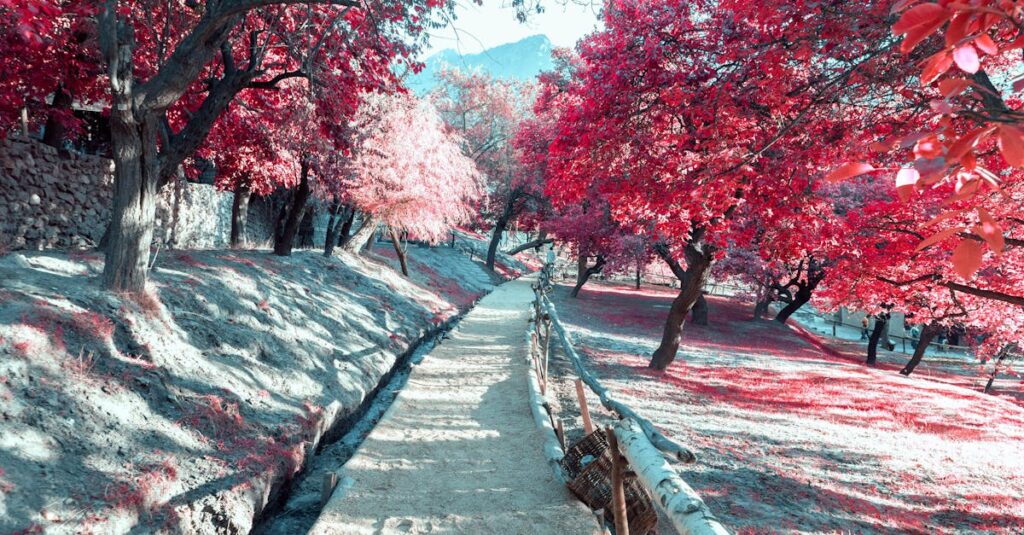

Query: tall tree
432 69 542 271
539 0 926 370
58 0 453 292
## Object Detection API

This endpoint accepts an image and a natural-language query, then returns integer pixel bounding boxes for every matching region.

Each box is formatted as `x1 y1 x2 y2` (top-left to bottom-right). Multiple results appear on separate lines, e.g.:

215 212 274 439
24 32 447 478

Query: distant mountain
407 34 554 95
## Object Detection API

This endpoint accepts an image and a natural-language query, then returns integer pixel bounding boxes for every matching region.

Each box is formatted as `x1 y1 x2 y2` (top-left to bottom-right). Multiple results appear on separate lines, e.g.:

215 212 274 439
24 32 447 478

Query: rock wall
0 135 274 251
0 135 113 250
155 181 276 250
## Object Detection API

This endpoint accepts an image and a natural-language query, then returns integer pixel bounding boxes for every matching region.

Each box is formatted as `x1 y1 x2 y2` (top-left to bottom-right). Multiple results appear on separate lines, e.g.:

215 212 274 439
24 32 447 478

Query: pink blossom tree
343 92 483 275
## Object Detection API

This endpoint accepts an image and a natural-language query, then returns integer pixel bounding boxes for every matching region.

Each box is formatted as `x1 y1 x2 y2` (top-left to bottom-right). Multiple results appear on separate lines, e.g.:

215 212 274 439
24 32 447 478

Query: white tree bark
613 419 729 535
524 325 568 483
539 293 695 463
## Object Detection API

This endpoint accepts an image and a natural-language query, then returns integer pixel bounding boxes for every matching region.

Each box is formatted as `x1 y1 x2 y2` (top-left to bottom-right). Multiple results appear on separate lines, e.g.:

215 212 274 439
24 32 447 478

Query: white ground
309 276 602 535
0 241 515 535
545 281 1024 534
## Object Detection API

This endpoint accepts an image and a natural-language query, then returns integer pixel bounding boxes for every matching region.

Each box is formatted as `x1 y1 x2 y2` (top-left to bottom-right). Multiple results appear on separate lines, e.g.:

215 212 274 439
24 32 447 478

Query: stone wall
0 135 274 251
0 135 113 249
155 181 276 250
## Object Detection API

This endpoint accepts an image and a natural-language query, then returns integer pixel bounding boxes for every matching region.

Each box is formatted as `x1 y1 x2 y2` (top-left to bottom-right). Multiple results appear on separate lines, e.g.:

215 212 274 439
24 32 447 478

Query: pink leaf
975 34 998 55
975 208 1005 254
916 227 961 252
895 168 920 202
953 44 980 74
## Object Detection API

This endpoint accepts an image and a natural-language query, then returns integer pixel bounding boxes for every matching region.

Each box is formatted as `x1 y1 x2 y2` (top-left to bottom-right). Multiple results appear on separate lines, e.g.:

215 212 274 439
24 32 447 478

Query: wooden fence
525 264 729 535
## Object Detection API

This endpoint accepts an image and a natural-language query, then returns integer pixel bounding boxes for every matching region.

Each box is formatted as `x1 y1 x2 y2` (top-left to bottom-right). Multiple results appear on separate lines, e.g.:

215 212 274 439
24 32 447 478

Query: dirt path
308 276 602 535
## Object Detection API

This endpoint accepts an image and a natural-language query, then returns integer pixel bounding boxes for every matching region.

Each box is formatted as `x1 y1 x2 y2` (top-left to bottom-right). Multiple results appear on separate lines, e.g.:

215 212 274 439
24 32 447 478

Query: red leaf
975 33 998 55
951 238 983 279
899 132 930 148
944 13 970 47
890 0 919 14
893 4 952 53
953 44 980 73
925 209 963 228
960 150 977 171
915 226 961 252
869 141 892 153
825 162 875 182
1007 33 1024 50
997 124 1024 166
946 126 991 162
921 51 953 83
937 78 971 97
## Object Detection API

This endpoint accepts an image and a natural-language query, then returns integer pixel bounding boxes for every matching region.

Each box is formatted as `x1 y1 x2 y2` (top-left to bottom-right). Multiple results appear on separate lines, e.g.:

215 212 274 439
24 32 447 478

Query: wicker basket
603 478 658 535
562 429 609 480
563 430 658 535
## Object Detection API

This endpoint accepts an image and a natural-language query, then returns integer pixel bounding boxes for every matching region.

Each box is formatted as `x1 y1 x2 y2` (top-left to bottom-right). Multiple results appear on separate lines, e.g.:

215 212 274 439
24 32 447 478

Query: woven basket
562 429 609 480
603 478 658 535
563 431 658 535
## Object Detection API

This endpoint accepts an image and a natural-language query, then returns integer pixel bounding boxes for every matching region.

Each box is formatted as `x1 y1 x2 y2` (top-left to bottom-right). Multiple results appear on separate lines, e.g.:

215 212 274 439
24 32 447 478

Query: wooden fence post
542 314 551 390
575 378 594 434
321 471 338 507
606 427 629 535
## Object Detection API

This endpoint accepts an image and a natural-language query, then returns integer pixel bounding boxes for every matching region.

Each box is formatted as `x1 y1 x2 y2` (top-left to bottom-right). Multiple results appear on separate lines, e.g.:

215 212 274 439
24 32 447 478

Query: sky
421 0 604 57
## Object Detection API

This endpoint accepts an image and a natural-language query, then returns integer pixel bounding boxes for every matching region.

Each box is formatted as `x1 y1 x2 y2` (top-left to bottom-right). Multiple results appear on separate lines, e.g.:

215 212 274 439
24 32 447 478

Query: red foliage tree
540 0 926 370
0 0 455 291
0 1 103 146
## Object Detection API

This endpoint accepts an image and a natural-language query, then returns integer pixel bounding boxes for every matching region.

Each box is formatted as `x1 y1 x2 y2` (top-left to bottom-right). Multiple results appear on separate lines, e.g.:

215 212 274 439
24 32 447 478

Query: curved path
308 276 601 535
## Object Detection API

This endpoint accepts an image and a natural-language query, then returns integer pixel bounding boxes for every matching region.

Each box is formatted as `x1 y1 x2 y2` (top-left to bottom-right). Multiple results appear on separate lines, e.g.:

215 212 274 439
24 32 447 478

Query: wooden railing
526 266 729 535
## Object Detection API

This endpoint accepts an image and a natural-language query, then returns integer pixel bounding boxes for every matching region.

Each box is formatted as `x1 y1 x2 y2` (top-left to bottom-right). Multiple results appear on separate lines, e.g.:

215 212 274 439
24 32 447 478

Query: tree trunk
507 237 553 256
366 226 378 249
774 288 811 323
389 227 409 276
42 85 73 150
273 160 311 256
486 216 509 271
984 345 1013 393
323 202 343 257
650 283 702 370
635 264 642 290
166 166 185 248
343 215 377 254
900 322 939 376
102 112 160 293
230 184 251 249
571 255 605 297
753 298 771 320
649 240 714 370
691 293 708 325
297 206 316 249
337 207 356 248
866 314 888 365
273 190 291 242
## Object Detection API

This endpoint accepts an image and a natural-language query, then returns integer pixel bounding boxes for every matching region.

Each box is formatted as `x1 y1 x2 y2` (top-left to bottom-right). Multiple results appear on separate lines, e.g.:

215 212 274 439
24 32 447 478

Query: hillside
407 34 554 94
0 240 532 535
